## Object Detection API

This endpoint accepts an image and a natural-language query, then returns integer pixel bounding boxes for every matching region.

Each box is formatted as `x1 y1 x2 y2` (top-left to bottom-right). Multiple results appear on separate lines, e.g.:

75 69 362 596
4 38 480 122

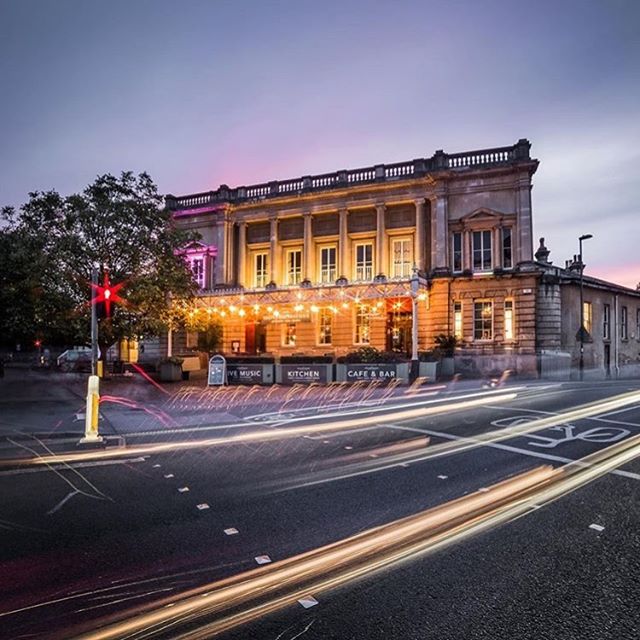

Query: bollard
80 375 103 443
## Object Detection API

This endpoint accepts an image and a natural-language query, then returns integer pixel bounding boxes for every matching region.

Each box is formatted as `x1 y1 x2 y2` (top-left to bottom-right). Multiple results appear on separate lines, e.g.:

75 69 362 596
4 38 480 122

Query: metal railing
166 139 532 211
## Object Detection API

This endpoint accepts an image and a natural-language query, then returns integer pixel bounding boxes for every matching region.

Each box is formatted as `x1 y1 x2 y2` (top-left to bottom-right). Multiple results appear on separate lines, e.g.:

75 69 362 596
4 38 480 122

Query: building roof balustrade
166 139 534 212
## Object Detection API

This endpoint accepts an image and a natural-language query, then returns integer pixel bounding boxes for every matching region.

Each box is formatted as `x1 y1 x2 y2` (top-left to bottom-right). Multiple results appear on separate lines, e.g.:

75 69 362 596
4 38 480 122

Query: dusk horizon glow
1 0 638 288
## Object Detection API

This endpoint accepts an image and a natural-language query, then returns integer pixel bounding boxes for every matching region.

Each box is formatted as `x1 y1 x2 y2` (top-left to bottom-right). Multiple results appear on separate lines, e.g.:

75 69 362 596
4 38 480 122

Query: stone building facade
535 240 640 379
164 139 541 375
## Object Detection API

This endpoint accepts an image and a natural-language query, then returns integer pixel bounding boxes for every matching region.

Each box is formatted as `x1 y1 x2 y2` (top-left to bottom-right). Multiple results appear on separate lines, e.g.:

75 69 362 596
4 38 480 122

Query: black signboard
281 364 328 385
345 364 397 381
227 364 264 385
207 355 227 386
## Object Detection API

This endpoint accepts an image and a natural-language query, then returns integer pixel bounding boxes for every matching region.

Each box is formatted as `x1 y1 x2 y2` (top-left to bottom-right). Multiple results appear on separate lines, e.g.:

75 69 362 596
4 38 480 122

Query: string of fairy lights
182 288 428 323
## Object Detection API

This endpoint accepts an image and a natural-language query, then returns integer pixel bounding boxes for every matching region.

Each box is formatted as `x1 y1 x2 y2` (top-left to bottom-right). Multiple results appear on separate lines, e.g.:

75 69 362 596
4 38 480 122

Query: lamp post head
579 234 593 241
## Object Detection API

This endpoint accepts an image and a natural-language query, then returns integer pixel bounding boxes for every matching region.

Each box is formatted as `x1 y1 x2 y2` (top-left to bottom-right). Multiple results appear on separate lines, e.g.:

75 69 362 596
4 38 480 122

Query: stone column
516 175 534 264
237 221 247 287
414 198 426 273
269 215 279 285
376 203 387 277
223 212 234 284
493 227 502 270
430 188 448 273
463 229 472 272
303 212 313 282
339 208 349 280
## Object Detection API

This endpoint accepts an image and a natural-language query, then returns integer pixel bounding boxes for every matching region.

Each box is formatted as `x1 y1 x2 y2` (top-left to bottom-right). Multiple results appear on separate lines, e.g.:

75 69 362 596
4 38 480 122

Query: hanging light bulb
294 303 304 312
310 304 319 313
238 309 246 317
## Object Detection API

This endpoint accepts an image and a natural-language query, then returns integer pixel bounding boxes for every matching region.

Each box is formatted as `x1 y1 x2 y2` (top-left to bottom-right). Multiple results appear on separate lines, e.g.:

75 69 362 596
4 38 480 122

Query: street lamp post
578 234 593 381
410 266 420 382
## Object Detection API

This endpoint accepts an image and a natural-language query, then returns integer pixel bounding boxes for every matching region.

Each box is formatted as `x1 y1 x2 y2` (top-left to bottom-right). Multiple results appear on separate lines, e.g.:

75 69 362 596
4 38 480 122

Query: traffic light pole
91 266 98 376
80 266 102 444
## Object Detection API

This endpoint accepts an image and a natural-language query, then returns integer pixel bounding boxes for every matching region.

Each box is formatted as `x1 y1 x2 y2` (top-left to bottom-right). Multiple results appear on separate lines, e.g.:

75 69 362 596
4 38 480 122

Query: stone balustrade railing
167 139 532 211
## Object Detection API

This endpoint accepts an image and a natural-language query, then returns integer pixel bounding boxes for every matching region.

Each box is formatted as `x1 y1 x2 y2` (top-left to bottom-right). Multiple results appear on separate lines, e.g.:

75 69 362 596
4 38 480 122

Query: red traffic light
91 273 125 318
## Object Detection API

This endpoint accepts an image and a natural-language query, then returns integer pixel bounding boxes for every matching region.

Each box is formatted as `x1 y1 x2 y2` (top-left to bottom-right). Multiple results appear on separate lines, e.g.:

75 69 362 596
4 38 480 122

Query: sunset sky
1 0 638 287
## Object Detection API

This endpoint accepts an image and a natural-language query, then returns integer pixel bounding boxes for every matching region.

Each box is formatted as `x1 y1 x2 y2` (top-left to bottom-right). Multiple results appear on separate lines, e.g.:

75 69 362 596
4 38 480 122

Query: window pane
474 301 493 340
355 243 373 281
502 228 512 269
284 323 296 346
452 233 462 272
453 301 463 339
504 300 514 340
603 304 610 340
318 309 332 345
355 306 370 344
255 253 268 287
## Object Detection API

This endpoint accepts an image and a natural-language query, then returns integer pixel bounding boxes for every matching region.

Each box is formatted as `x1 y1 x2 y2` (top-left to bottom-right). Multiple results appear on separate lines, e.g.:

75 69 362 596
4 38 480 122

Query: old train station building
164 139 541 374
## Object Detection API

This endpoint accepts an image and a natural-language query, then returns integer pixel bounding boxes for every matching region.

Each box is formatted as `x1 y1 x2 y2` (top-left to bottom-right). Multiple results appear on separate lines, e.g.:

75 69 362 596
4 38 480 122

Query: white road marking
297 595 319 609
589 523 605 532
437 475 448 479
163 474 174 479
196 503 210 510
178 487 190 493
224 527 239 535
255 555 272 565
485 405 640 429
388 424 640 481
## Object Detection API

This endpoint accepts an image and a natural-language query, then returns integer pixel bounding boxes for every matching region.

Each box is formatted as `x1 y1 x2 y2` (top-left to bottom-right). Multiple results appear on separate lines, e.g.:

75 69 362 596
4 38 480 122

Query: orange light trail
68 430 640 640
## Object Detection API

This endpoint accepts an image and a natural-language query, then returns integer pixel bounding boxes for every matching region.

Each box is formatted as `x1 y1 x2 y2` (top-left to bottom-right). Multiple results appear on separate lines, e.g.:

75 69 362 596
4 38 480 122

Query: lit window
452 233 463 273
453 301 463 339
603 303 610 340
502 228 513 269
319 246 337 284
472 231 492 272
391 238 413 278
355 243 373 281
283 322 296 347
254 253 268 288
191 258 205 289
474 300 493 340
583 301 593 335
621 306 628 340
318 308 333 345
286 249 302 286
504 299 514 341
355 306 370 344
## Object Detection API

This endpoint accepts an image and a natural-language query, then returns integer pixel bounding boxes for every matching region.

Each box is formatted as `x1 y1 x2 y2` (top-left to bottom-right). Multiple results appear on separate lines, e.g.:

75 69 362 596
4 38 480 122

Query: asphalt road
1 376 639 639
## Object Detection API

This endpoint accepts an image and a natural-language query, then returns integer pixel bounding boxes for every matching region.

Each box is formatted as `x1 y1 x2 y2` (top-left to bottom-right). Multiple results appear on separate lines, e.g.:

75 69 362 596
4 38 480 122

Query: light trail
268 388 640 491
67 431 640 640
0 390 519 468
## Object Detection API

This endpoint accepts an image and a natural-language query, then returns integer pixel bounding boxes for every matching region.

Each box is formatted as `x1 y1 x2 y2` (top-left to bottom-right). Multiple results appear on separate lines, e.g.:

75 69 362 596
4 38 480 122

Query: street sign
208 354 227 386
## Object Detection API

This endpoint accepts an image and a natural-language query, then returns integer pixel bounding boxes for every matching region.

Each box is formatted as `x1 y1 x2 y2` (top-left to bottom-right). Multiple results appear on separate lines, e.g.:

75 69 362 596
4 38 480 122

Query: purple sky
1 0 638 287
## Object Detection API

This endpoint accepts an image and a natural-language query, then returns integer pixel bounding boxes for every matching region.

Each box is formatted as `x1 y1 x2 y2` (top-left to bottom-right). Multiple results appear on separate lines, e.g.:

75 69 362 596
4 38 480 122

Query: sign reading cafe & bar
346 364 397 380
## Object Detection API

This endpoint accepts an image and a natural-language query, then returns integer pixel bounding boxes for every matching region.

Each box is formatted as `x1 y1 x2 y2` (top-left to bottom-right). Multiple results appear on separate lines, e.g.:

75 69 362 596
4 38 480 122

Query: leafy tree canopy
1 172 199 352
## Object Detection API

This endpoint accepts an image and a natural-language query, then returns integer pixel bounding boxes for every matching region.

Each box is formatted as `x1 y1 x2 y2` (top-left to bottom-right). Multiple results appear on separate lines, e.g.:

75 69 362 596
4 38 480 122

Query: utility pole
578 234 593 381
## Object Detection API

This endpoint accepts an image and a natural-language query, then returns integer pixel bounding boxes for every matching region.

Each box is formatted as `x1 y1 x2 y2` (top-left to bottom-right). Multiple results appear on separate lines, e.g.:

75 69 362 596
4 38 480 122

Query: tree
1 172 199 356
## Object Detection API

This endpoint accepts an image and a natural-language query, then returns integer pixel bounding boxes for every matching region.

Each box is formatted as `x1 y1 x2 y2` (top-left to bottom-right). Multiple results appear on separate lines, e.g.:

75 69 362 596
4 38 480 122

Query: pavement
0 369 639 639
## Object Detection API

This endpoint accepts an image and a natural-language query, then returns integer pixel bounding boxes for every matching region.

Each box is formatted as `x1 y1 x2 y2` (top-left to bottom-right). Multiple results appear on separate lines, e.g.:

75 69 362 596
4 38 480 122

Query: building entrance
386 311 412 355
245 322 267 355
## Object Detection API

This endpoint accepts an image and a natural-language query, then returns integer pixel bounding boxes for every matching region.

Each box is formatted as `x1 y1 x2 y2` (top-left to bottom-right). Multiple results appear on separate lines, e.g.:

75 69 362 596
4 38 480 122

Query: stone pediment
459 207 504 222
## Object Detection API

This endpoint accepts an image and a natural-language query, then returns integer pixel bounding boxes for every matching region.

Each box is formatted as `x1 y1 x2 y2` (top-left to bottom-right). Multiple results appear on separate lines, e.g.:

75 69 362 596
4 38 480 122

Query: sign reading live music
226 364 264 385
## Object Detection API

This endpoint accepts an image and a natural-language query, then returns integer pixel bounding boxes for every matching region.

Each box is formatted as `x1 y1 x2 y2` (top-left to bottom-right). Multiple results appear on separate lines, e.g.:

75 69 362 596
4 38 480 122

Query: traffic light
91 272 125 319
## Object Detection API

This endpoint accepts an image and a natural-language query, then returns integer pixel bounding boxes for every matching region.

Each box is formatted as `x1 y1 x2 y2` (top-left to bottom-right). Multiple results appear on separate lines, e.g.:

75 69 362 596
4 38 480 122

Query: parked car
56 347 92 372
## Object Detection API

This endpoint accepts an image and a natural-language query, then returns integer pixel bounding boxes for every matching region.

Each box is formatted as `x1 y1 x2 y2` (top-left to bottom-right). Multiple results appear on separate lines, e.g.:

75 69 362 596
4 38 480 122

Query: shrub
338 347 405 364
434 334 458 357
